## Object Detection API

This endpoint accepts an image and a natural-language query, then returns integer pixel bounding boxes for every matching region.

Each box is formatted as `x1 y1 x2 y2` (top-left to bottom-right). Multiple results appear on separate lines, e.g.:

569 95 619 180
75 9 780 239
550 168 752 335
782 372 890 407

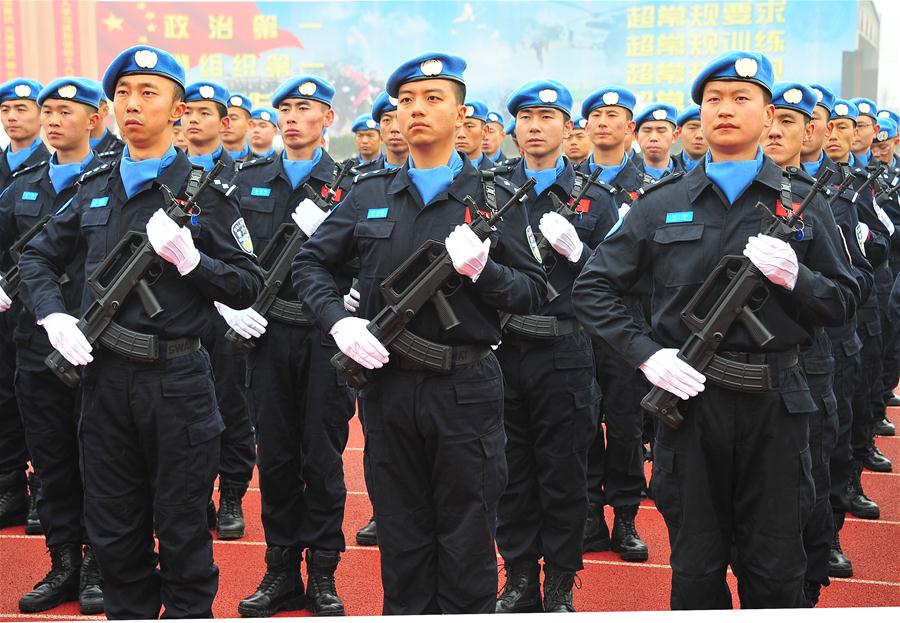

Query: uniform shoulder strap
11 160 48 179
479 170 498 214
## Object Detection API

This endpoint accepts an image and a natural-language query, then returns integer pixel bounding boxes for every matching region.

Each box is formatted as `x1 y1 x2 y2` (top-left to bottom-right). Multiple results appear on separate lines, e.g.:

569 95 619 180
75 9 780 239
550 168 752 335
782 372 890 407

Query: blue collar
469 154 484 168
254 147 275 158
189 145 224 172
119 144 178 199
802 150 826 177
643 159 673 180
704 147 765 205
282 147 323 189
6 136 43 172
855 150 871 168
385 161 400 169
89 130 110 150
681 152 701 173
228 145 250 160
487 151 502 163
48 151 93 194
588 151 628 185
847 152 857 168
525 155 565 196
407 150 464 206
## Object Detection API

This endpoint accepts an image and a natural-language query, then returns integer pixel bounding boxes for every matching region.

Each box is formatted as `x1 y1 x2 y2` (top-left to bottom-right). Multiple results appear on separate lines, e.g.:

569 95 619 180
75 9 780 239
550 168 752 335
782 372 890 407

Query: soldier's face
455 118 485 158
482 122 504 154
565 129 591 163
278 98 333 152
379 111 408 156
851 117 878 153
586 107 634 150
871 137 899 163
396 80 466 149
172 124 189 150
699 81 774 156
516 107 570 160
679 120 707 159
801 106 829 158
249 119 277 151
355 129 382 160
762 109 812 167
183 101 229 151
0 99 41 141
40 100 98 153
636 121 676 162
112 75 185 147
222 107 250 145
825 119 856 163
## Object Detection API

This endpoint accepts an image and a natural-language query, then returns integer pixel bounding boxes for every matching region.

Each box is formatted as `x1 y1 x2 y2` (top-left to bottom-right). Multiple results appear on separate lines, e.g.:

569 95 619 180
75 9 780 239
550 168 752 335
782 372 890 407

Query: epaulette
237 155 275 171
636 171 683 196
487 164 515 177
77 160 116 185
574 169 616 195
210 176 237 197
11 160 48 179
96 149 119 158
352 167 399 184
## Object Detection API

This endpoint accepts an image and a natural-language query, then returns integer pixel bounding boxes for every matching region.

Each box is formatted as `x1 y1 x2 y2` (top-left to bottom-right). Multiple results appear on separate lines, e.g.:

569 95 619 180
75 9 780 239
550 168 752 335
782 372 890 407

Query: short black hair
451 82 466 106
215 102 228 119
172 84 185 103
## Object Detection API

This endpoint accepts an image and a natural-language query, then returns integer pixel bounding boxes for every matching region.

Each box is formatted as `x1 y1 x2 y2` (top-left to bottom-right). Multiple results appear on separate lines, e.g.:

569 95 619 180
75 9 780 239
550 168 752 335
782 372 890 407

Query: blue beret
102 45 185 100
506 80 573 117
831 99 859 122
572 116 588 130
876 118 897 141
0 78 43 103
809 84 836 114
877 108 900 126
505 118 516 137
772 82 817 118
174 119 182 127
250 107 279 127
371 90 397 122
38 77 102 109
634 103 677 129
581 86 636 118
352 114 379 133
464 100 490 122
690 51 773 105
676 105 700 126
386 52 466 99
850 97 878 120
486 110 504 125
272 75 335 108
185 81 230 108
226 93 253 113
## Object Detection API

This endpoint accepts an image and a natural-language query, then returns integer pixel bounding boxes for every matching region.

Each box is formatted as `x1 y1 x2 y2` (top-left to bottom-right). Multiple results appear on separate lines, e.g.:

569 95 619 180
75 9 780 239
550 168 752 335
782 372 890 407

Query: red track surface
1 409 898 619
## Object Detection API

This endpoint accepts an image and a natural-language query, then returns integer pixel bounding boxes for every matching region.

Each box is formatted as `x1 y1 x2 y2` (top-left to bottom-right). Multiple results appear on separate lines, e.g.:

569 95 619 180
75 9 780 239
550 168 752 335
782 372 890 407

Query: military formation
0 43 898 618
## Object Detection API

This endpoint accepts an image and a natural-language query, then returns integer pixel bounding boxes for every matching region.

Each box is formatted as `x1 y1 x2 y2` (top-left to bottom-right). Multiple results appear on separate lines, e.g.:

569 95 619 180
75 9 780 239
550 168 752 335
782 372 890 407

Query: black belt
98 321 202 363
268 298 314 326
391 328 491 373
504 315 580 338
704 348 799 393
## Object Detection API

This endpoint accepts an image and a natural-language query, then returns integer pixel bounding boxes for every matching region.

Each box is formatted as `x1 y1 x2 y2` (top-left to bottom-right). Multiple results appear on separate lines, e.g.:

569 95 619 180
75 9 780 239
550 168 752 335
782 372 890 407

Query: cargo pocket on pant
570 384 599 454
651 443 682 529
185 415 225 502
797 446 815 531
161 375 217 422
480 426 508 510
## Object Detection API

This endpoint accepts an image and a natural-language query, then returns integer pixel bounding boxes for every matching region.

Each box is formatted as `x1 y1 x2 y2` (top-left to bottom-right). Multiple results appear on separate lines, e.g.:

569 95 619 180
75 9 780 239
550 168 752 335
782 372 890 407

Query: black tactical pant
250 321 353 551
652 362 814 609
360 354 506 615
15 332 84 546
80 348 222 619
828 332 862 514
0 310 27 475
495 331 597 571
851 300 882 460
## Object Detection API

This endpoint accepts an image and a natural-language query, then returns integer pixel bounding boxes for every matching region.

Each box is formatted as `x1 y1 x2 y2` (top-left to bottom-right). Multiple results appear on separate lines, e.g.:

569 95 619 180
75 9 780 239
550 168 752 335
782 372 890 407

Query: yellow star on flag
102 12 124 31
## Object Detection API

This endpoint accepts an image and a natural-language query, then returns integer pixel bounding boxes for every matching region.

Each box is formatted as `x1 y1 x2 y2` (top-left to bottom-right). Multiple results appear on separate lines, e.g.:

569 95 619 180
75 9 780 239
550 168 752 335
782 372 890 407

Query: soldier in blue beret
564 116 591 165
182 82 237 177
574 51 858 609
761 83 817 168
850 97 880 168
453 100 493 171
351 113 383 167
86 81 125 160
877 108 900 127
1 77 106 615
483 109 507 164
370 90 408 171
171 117 188 151
633 103 681 182
294 51 546 615
223 93 254 162
248 107 279 158
0 79 49 191
800 84 836 177
872 117 899 168
19 45 264 619
675 105 706 172
578 86 643 197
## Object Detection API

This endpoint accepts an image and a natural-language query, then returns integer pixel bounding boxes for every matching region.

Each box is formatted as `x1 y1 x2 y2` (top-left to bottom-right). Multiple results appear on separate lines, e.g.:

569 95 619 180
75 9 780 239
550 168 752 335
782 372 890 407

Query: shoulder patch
11 160 48 179
231 217 254 254
211 177 236 196
354 167 399 183
78 161 115 185
637 171 683 196
238 156 275 171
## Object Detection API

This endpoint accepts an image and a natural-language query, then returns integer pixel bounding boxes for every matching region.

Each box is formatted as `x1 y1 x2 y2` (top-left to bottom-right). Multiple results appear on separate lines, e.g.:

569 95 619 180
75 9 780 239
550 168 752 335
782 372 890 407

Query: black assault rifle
0 213 52 299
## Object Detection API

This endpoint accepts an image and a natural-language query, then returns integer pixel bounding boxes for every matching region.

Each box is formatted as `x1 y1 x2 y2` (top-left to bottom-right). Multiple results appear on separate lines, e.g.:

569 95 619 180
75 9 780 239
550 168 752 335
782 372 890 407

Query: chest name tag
665 211 694 224
89 197 109 208
250 187 271 197
367 208 388 219
21 191 38 201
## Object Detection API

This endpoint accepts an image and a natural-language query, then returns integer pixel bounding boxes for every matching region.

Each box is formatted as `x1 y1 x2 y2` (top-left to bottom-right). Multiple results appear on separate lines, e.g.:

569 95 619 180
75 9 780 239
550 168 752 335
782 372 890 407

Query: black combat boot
79 545 104 614
495 559 542 613
873 416 895 437
25 473 42 535
542 563 577 613
847 460 880 519
611 505 649 561
18 543 81 612
206 498 217 530
862 443 892 472
582 503 610 552
803 581 821 608
0 470 27 528
216 480 246 540
238 547 305 617
305 549 345 616
355 516 377 546
828 514 853 578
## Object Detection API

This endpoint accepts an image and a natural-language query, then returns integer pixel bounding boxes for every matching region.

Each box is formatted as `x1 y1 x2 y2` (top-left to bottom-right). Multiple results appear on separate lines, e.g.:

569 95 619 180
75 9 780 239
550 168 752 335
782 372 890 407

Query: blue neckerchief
385 161 400 169
119 144 178 199
189 145 223 172
643 159 674 180
228 145 250 161
48 151 93 194
855 150 871 168
6 136 43 172
682 153 701 173
704 147 765 205
847 152 857 168
255 148 275 158
628 147 638 160
282 147 323 189
487 151 501 163
470 154 484 168
89 130 109 150
802 150 826 177
525 155 565 196
588 151 628 185
407 150 464 206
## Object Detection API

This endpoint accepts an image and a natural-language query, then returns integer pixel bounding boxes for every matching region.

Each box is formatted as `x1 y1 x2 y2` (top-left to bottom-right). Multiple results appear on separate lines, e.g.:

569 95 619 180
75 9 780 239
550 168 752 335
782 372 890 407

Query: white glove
539 211 583 262
743 234 799 291
0 285 11 312
38 312 92 366
291 198 327 237
330 316 389 370
639 348 706 400
445 224 490 282
343 287 360 313
215 302 267 339
146 209 200 275
856 222 870 254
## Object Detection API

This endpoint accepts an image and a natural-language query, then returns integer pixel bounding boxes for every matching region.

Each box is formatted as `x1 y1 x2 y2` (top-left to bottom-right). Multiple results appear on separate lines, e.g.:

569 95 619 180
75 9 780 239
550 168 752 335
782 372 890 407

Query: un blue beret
505 118 516 137
877 109 900 126
876 118 897 142
386 52 466 99
690 51 773 105
250 107 279 128
634 103 677 129
831 99 859 122
851 98 878 120
505 80 573 117
185 81 230 108
0 78 43 103
772 82 817 118
272 75 335 108
581 87 636 119
464 100 490 122
572 116 587 130
809 84 836 114
676 105 700 126
371 90 397 123
102 45 185 100
352 114 379 133
226 93 253 113
486 110 504 125
38 78 102 109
